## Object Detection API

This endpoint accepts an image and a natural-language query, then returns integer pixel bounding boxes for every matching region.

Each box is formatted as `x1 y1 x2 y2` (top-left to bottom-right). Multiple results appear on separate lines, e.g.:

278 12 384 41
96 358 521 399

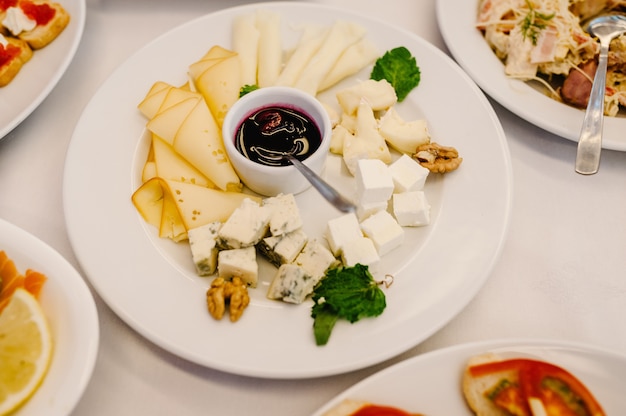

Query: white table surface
1 0 626 414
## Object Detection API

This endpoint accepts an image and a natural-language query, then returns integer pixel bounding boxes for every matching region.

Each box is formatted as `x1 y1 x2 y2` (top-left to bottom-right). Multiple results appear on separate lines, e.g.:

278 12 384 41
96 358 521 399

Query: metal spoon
282 153 356 213
575 13 626 175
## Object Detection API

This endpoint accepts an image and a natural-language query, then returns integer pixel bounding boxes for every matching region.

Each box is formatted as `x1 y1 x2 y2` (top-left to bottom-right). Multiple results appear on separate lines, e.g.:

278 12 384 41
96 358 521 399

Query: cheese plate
64 2 512 379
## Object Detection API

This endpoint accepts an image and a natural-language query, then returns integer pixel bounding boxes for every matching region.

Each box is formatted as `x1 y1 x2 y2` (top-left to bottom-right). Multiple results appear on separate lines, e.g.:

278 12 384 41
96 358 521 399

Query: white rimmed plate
63 2 512 379
0 218 99 415
0 0 86 140
437 0 626 151
312 338 626 414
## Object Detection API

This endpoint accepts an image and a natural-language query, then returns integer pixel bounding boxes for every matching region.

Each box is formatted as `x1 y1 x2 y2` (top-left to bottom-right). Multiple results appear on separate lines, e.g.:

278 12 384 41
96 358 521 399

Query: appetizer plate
0 218 99 415
63 2 512 378
0 0 86 140
436 0 626 151
311 338 626 414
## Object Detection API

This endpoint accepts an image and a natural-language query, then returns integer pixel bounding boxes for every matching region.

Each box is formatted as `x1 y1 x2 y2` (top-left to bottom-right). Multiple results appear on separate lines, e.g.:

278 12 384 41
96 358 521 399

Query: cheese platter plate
63 2 512 379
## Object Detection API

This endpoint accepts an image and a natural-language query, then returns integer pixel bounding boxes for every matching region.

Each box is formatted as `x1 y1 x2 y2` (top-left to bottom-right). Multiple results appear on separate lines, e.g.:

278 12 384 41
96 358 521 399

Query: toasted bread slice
17 1 70 50
0 35 33 86
322 398 423 416
462 353 523 416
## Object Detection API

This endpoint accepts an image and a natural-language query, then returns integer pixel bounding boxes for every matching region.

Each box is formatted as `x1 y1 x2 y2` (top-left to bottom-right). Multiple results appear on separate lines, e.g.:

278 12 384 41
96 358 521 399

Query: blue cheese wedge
218 246 258 287
263 193 303 236
266 263 314 304
258 228 308 267
295 239 340 294
218 198 271 249
188 221 221 276
359 210 404 256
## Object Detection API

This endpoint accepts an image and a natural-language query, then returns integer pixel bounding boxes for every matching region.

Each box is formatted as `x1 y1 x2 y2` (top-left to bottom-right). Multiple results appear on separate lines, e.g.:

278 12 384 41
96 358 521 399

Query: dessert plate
437 0 626 150
64 2 512 379
0 0 86 140
0 218 99 415
312 338 626 414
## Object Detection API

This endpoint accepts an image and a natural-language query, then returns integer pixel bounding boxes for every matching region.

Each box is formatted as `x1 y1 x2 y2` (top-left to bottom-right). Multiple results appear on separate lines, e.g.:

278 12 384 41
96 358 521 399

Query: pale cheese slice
232 14 260 86
151 134 216 188
255 10 282 87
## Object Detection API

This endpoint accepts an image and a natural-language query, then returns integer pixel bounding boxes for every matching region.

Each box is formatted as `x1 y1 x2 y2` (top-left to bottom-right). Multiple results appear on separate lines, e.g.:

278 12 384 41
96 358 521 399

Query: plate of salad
64 2 511 378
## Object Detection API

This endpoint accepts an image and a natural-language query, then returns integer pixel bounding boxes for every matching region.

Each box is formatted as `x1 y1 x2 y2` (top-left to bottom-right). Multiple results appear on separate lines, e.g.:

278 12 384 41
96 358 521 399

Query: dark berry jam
234 105 322 167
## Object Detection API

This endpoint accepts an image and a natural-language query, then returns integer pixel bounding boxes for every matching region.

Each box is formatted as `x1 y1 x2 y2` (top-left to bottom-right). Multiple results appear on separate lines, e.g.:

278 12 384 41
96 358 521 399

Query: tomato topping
0 43 21 67
19 0 56 26
0 0 18 11
519 360 605 416
351 404 415 416
468 358 605 416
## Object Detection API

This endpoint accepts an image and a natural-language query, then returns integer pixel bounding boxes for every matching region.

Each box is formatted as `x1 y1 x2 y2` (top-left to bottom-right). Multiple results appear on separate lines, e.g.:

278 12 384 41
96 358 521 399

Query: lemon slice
0 288 52 415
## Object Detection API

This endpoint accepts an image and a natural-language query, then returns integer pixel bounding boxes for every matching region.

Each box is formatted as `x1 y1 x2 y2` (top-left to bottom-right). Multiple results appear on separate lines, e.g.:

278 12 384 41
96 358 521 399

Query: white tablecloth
1 0 625 414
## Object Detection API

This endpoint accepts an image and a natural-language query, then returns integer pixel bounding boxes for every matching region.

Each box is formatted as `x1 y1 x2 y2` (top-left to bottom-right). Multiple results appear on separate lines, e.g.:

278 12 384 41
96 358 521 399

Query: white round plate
63 2 512 379
0 218 99 415
0 0 86 140
437 0 626 151
312 338 626 415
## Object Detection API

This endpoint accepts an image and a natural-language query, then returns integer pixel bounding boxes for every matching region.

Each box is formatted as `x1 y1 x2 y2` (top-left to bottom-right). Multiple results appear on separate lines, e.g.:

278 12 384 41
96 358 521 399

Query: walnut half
413 142 462 173
206 276 250 322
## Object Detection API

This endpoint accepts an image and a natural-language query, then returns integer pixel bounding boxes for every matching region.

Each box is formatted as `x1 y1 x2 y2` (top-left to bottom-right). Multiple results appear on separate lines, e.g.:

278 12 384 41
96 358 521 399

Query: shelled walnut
206 277 250 322
413 142 462 173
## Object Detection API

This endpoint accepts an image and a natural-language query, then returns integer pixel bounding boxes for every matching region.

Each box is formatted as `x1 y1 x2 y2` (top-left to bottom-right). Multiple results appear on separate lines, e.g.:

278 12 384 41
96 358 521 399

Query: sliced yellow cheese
172 99 241 192
138 81 173 119
232 14 260 86
163 179 258 230
152 134 216 188
192 52 241 127
146 96 199 145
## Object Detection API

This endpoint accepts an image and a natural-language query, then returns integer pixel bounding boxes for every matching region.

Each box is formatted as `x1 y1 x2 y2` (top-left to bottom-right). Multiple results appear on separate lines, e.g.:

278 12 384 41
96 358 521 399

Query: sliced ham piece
561 59 598 108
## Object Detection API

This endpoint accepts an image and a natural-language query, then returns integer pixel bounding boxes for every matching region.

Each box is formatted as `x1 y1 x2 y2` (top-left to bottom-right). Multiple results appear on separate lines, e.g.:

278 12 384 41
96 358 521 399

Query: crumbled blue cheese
218 246 258 287
392 191 431 226
218 198 271 249
266 263 313 304
188 221 221 276
388 154 429 193
258 228 308 267
263 193 303 236
359 210 404 256
325 212 363 256
355 158 394 205
341 236 380 274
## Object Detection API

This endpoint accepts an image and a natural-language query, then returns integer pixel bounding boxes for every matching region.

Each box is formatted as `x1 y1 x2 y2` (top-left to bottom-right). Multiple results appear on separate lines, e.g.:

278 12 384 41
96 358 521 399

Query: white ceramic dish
312 338 626 415
437 0 626 151
0 218 99 415
0 0 86 140
63 2 512 379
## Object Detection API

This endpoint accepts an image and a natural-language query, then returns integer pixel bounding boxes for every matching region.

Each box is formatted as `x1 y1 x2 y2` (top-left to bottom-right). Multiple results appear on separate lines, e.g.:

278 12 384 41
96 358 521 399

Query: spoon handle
285 154 356 213
575 41 609 175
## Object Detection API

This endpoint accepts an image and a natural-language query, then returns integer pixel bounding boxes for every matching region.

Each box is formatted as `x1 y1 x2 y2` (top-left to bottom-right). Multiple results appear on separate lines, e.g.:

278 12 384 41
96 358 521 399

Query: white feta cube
356 200 388 221
263 193 303 236
359 210 404 256
267 263 314 304
392 191 431 227
341 236 380 274
218 198 271 248
355 158 394 205
218 246 258 287
258 228 308 267
325 212 363 256
188 221 221 276
389 154 429 192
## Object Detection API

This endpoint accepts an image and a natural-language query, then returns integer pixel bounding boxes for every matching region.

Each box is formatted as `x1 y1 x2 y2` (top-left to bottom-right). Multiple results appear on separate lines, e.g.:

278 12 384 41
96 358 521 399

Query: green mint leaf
311 264 387 346
239 84 259 97
370 46 421 102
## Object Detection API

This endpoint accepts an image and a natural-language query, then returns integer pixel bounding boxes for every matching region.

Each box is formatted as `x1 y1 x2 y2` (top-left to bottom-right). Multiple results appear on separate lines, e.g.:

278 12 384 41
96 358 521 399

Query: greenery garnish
311 264 387 346
370 46 421 102
521 0 555 45
239 84 259 97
